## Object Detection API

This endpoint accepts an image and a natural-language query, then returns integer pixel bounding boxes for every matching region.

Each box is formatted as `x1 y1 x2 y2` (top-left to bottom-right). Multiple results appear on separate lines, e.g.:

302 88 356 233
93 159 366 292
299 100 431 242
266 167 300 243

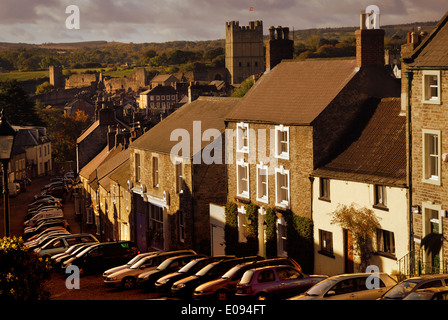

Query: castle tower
225 20 265 84
49 65 64 88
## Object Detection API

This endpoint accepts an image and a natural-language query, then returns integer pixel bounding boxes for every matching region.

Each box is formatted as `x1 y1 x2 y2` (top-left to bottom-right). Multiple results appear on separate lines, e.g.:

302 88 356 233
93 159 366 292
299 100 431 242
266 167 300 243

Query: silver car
290 272 397 300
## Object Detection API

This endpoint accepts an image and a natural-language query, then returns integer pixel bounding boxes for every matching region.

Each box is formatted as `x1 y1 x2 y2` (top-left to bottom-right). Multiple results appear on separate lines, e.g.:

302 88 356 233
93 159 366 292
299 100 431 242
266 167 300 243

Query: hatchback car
103 249 197 289
137 254 205 289
171 256 262 299
194 257 302 301
34 234 99 258
290 272 397 300
235 265 327 300
103 249 196 279
154 256 236 293
403 286 448 300
51 243 99 269
62 241 139 276
379 274 448 300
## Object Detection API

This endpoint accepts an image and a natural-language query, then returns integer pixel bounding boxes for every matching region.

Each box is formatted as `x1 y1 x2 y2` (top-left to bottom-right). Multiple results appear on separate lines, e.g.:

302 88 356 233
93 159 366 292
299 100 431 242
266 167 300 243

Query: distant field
0 67 137 82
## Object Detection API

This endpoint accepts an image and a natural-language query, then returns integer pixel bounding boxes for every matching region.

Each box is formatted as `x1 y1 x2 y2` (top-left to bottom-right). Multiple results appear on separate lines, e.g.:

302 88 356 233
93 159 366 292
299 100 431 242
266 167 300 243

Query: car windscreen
305 278 340 296
195 262 218 277
239 270 254 284
382 280 419 299
131 256 154 269
222 265 244 279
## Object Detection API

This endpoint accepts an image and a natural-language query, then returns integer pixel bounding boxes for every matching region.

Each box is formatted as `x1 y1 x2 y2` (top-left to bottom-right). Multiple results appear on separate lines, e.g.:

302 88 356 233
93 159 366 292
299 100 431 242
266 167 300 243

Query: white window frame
277 216 288 257
237 206 249 242
236 122 249 153
175 160 183 194
135 153 141 182
275 125 290 160
256 162 269 203
422 70 441 105
422 129 441 185
153 156 159 188
236 159 249 199
275 166 290 208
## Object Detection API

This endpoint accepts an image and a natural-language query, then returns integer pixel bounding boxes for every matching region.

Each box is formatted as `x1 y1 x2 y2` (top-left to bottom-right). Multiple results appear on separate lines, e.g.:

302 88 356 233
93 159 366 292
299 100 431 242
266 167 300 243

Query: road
0 175 166 300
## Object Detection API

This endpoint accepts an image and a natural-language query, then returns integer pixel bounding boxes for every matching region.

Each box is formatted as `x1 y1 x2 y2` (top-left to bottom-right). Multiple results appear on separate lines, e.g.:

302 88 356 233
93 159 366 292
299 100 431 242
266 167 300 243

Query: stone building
312 97 408 277
401 10 448 275
128 96 239 254
220 13 400 271
225 20 265 84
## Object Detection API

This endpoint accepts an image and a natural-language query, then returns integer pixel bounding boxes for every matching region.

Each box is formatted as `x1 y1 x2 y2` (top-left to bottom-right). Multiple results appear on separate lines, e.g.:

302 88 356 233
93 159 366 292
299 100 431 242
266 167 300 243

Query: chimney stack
266 25 294 70
355 10 385 68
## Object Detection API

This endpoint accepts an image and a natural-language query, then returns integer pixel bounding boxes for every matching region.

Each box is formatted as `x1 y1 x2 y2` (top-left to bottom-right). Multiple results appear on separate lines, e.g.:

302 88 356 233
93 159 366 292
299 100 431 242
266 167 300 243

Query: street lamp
0 109 17 237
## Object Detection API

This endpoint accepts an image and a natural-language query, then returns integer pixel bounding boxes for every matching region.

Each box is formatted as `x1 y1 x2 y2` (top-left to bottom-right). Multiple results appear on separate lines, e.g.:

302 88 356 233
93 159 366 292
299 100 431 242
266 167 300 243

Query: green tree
0 80 41 126
0 237 52 300
231 78 254 97
35 81 55 95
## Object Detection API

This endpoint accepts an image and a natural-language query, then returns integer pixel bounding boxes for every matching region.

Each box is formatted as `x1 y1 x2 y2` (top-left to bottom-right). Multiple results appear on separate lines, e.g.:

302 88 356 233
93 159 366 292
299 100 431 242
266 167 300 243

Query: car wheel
256 293 269 301
122 277 136 290
216 290 229 301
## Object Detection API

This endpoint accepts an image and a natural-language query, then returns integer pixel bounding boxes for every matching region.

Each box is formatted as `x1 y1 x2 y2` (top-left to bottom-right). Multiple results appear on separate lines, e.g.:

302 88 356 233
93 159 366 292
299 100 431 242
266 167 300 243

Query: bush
0 237 52 300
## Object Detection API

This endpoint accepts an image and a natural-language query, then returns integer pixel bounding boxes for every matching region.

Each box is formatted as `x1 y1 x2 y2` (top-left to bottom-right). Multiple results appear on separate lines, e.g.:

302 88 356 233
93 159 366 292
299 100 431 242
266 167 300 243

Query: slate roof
312 97 406 187
13 126 51 147
225 58 359 125
140 85 177 96
408 11 448 67
130 96 240 157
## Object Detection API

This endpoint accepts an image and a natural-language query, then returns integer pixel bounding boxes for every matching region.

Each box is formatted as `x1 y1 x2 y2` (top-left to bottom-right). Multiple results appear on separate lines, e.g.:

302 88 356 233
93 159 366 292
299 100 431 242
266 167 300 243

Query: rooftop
312 97 406 187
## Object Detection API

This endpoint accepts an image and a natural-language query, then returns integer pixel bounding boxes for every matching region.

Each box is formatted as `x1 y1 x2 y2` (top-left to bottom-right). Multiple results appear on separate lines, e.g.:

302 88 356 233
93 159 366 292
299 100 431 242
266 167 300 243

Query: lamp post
0 110 17 237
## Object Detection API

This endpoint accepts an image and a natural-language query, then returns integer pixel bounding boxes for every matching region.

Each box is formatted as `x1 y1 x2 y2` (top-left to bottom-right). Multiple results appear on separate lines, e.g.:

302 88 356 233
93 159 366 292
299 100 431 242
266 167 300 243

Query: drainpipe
405 70 415 275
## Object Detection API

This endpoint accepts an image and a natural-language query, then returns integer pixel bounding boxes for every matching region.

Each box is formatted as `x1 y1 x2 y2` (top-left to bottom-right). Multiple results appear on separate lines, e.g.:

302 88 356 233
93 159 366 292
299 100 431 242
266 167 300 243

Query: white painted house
311 98 409 278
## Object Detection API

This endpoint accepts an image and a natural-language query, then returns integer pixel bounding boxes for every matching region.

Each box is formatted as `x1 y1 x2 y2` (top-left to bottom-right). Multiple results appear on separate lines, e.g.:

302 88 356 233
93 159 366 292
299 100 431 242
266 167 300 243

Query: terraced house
219 14 400 273
402 11 448 276
128 96 239 254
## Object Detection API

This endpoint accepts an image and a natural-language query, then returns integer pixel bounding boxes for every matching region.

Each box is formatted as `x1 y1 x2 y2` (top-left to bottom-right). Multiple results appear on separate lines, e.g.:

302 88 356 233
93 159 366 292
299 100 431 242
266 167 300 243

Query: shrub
0 237 52 300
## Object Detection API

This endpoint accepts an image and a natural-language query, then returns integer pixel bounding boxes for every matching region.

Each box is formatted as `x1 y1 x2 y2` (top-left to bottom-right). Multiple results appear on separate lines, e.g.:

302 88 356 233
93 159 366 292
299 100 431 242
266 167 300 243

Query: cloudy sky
0 0 447 44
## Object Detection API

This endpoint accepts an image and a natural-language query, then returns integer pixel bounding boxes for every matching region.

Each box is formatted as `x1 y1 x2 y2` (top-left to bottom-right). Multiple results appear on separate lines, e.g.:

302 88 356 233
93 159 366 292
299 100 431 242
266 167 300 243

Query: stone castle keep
225 20 294 84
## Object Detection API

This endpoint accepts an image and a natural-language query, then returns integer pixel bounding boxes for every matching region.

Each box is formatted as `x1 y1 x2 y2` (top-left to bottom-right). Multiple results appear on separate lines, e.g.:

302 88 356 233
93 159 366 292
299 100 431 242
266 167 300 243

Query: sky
0 0 447 44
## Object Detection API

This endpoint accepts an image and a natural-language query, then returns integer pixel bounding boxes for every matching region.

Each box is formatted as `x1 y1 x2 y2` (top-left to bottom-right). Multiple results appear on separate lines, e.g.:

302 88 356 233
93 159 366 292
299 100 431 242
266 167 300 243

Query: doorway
344 229 354 273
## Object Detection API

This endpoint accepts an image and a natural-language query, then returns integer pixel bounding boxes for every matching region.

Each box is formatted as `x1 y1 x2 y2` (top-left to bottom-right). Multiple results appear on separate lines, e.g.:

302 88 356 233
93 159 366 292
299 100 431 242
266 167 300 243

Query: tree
0 80 42 126
231 78 254 97
330 204 381 272
0 237 52 300
35 81 55 95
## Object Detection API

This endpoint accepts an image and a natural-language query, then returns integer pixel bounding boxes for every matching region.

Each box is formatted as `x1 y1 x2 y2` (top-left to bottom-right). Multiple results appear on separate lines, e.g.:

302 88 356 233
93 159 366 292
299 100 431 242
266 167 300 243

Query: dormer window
275 125 289 160
422 70 441 104
236 122 249 153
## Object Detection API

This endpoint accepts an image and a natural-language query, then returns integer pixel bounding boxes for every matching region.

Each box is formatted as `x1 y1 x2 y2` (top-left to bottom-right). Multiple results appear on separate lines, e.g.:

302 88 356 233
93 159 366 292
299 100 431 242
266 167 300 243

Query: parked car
23 219 70 240
378 274 448 300
194 257 302 301
24 217 68 234
154 256 236 293
235 265 327 300
26 206 63 220
402 286 448 300
62 241 139 276
23 226 69 243
103 249 197 289
137 254 205 289
171 256 263 299
290 272 397 300
34 234 99 258
103 249 196 279
51 243 99 269
24 230 71 250
24 210 65 228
